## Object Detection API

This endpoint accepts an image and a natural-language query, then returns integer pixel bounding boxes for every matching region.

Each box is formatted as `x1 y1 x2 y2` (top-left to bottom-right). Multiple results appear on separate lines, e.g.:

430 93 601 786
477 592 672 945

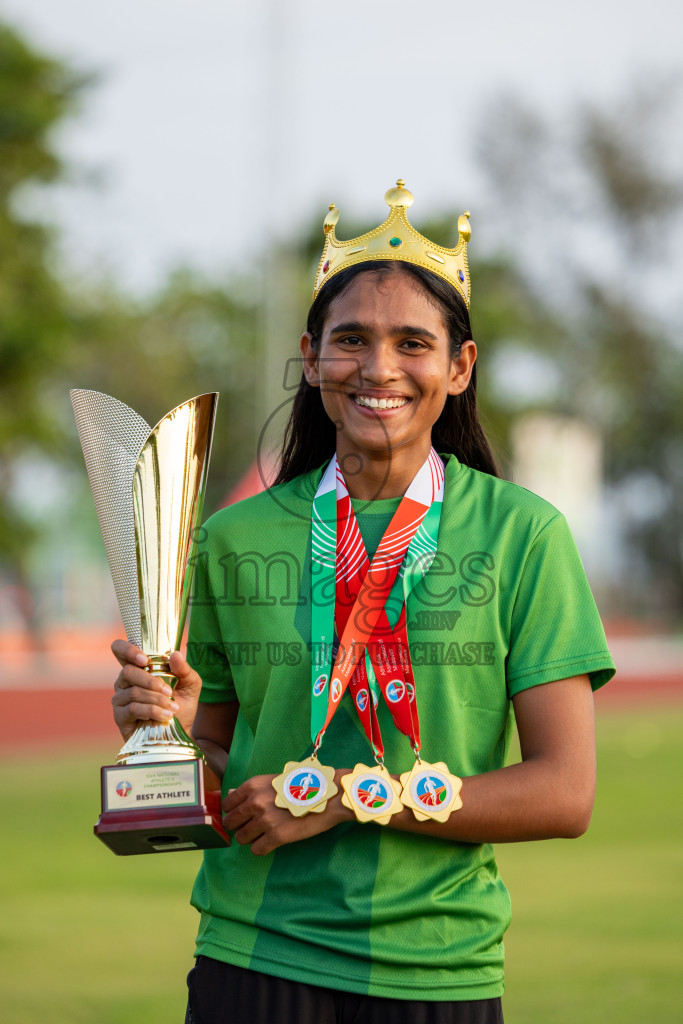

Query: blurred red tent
219 451 279 508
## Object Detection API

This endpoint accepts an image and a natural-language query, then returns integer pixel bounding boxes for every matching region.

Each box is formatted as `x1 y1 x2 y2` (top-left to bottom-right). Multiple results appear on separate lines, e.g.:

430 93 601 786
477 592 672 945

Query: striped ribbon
310 449 444 758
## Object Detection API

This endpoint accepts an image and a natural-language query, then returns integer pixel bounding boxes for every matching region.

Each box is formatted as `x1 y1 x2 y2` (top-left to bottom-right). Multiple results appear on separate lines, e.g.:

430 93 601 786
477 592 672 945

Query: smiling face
300 268 476 491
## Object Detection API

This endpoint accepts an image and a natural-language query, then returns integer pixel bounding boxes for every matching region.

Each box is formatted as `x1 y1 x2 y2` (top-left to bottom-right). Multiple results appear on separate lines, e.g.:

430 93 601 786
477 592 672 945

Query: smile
352 396 410 410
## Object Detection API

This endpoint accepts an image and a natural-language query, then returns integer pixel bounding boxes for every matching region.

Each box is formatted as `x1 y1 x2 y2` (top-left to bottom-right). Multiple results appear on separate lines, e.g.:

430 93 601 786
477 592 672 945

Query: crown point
458 211 471 244
323 203 340 234
385 181 414 209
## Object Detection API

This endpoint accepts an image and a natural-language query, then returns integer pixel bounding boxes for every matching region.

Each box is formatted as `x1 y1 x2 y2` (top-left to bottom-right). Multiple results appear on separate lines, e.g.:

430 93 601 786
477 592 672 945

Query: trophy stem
116 656 204 765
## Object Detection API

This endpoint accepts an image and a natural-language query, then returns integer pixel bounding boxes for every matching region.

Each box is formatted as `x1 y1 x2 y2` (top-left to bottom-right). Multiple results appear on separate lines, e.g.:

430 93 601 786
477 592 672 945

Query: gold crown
313 179 472 308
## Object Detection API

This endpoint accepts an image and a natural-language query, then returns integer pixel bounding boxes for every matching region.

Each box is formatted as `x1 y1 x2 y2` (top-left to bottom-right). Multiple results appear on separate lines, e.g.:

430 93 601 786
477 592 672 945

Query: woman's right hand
111 641 203 742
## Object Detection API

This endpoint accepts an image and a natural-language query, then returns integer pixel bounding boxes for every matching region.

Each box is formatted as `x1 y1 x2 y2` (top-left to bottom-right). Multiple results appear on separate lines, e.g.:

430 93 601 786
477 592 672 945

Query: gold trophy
71 389 229 855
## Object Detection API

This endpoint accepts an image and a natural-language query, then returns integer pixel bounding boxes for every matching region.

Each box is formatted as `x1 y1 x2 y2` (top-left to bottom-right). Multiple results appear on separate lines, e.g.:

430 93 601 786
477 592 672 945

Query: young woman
111 183 615 1024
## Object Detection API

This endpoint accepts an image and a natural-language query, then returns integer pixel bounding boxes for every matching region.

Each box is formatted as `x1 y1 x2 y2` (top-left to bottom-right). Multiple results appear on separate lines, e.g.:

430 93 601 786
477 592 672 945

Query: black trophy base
95 759 230 856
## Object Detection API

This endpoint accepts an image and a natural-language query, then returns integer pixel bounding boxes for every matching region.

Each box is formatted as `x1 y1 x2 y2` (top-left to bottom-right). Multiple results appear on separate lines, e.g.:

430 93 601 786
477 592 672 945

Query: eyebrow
327 320 439 341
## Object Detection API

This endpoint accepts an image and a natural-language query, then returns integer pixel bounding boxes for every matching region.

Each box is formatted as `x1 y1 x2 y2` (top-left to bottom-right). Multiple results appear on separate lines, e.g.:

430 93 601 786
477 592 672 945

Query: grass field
1 709 681 1024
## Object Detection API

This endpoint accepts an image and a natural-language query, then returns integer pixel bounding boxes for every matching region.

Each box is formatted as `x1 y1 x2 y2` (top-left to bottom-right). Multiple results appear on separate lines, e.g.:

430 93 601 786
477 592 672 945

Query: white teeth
353 396 409 410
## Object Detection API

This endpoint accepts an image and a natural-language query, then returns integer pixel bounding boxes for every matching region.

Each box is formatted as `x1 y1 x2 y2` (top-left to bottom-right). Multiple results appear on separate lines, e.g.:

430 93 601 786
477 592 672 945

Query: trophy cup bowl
71 389 230 854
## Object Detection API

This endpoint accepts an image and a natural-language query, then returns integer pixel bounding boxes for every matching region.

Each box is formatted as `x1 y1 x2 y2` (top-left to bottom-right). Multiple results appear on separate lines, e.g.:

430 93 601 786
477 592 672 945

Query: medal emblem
399 760 463 823
385 679 405 703
341 764 403 825
272 757 338 817
313 674 328 697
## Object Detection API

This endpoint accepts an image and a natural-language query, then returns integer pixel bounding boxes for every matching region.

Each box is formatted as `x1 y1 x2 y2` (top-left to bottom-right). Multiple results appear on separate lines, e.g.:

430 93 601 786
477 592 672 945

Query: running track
1 630 681 755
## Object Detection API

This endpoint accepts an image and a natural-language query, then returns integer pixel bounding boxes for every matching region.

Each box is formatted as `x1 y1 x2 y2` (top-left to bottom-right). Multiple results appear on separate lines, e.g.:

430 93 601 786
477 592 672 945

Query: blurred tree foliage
0 22 263 638
475 87 683 615
64 270 262 510
0 23 87 636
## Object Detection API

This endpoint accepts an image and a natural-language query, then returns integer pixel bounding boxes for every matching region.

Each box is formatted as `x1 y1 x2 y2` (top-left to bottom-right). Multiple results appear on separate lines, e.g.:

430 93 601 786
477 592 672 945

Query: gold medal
340 763 403 825
272 756 338 817
399 760 463 823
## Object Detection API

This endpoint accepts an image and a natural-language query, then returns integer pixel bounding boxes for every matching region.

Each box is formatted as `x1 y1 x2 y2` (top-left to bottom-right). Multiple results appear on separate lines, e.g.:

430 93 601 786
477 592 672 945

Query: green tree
474 86 683 616
65 269 264 510
0 21 265 637
0 23 87 639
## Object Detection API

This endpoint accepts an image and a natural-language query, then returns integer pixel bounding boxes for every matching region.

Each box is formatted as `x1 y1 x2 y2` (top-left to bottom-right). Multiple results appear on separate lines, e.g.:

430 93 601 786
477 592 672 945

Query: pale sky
3 0 682 292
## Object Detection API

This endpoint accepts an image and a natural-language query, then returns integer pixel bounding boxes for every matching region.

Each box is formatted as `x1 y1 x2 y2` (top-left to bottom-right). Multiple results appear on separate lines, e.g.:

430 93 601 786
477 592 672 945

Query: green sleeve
186 548 236 703
506 513 616 697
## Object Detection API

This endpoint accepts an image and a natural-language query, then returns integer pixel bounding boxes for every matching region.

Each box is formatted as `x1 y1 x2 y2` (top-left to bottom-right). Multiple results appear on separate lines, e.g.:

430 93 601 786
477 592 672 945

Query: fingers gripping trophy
71 389 230 855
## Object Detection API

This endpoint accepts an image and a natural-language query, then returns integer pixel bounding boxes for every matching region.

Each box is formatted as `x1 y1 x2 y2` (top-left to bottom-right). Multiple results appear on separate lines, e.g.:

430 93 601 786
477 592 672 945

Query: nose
362 340 399 384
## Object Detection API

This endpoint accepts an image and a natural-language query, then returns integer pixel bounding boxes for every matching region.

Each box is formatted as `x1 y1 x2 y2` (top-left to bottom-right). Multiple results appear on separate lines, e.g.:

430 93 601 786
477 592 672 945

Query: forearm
326 756 594 844
224 677 597 855
192 699 239 785
391 757 594 843
195 737 230 785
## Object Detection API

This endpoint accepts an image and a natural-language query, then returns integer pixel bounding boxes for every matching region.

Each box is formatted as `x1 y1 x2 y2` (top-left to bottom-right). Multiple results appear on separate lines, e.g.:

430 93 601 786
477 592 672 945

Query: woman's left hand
222 772 351 856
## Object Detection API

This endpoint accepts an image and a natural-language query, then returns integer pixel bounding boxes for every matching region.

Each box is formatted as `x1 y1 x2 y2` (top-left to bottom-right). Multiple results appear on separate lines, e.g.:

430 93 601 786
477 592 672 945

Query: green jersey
186 455 615 1000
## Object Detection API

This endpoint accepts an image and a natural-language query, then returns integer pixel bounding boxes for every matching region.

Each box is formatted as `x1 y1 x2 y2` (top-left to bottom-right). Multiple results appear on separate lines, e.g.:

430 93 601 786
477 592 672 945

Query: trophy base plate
96 760 230 856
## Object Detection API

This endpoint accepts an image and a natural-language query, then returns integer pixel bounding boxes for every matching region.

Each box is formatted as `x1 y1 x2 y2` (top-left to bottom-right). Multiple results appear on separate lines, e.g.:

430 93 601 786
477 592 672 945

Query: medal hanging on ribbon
380 492 463 823
272 756 338 817
320 451 423 825
324 449 462 825
275 448 463 822
272 471 340 817
398 759 463 822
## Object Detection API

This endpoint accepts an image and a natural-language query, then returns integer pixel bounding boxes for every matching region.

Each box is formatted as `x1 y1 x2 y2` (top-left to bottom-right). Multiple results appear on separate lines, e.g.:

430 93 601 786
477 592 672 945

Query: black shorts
185 956 504 1024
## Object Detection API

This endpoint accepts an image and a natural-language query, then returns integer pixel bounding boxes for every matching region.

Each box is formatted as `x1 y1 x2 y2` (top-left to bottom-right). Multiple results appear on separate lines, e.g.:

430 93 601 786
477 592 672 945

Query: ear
447 339 477 395
300 332 320 387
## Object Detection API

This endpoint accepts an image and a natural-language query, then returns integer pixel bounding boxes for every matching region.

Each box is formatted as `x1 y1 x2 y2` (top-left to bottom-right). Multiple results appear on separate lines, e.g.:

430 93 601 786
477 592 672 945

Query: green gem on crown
389 237 402 248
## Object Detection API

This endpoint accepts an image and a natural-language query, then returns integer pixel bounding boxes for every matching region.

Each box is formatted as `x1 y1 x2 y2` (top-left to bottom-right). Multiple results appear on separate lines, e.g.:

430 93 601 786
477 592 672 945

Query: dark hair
275 261 500 483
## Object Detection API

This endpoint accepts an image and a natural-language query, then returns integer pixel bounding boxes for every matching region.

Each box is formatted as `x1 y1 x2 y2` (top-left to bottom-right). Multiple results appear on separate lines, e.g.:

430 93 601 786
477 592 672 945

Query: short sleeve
506 513 616 697
186 548 236 703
